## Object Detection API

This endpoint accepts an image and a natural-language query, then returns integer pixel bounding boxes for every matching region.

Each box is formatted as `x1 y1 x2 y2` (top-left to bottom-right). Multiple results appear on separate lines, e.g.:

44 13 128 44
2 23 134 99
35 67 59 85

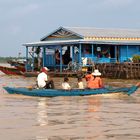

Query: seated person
85 71 93 82
37 67 54 89
77 77 84 89
87 69 103 89
62 77 71 90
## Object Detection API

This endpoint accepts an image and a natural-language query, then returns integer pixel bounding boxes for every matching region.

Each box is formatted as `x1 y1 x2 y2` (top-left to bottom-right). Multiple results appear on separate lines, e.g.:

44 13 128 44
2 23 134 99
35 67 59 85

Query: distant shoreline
0 61 7 63
0 60 7 63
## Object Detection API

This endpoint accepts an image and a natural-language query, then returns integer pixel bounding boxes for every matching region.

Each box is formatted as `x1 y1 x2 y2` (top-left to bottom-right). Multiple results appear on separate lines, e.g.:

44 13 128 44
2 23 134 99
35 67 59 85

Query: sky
0 0 140 57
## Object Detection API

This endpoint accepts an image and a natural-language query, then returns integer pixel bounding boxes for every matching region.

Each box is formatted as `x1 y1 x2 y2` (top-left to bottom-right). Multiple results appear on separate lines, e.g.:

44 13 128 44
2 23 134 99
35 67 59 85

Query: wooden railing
95 62 140 79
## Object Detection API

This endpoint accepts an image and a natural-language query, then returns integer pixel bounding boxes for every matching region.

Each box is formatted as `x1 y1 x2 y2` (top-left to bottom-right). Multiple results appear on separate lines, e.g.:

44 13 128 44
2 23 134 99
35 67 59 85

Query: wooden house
23 26 140 72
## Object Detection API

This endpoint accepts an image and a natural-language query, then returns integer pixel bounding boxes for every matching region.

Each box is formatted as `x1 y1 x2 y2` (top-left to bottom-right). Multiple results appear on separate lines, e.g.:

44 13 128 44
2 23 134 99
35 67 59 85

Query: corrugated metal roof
64 27 140 38
23 39 140 47
23 26 140 47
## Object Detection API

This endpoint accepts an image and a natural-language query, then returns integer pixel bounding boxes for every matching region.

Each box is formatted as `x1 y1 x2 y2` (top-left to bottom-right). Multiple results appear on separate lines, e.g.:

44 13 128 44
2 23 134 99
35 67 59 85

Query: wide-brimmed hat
42 67 50 72
92 69 101 76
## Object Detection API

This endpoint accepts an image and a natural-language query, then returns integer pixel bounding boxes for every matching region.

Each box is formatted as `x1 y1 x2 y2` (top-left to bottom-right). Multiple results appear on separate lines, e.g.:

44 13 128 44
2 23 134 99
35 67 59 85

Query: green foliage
132 55 140 63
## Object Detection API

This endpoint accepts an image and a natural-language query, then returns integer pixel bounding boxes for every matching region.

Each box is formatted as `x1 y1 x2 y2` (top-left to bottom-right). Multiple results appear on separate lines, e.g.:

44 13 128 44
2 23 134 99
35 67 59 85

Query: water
0 65 140 140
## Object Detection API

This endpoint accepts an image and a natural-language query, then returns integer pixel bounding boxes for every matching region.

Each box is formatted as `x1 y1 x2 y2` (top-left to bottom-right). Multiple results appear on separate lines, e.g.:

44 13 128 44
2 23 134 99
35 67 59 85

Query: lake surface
0 64 140 140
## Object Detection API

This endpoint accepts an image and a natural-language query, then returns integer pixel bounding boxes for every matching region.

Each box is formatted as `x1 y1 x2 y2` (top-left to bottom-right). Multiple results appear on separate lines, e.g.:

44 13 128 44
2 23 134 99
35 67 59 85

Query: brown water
0 64 140 140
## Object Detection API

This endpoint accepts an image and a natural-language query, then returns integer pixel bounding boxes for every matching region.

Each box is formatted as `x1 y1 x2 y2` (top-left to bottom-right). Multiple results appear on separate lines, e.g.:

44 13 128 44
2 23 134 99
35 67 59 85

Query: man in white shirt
37 67 54 89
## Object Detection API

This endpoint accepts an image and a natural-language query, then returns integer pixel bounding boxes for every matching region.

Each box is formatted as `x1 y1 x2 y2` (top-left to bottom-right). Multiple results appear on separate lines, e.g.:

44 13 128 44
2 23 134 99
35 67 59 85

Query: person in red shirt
85 71 93 82
87 69 103 89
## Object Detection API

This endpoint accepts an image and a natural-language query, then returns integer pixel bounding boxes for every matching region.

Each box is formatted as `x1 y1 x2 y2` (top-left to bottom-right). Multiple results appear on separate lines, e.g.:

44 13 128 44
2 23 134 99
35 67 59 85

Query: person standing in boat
62 77 71 90
87 69 103 89
37 67 54 89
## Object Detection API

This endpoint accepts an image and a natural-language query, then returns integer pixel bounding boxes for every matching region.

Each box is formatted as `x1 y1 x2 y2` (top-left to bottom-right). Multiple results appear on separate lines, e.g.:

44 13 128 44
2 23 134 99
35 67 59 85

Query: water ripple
0 68 140 140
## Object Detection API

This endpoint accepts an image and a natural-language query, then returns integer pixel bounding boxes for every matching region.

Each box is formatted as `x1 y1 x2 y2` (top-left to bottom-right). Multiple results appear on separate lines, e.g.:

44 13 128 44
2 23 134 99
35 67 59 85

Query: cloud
10 3 41 19
0 0 140 57
100 0 134 8
9 25 21 35
16 3 40 17
0 1 42 21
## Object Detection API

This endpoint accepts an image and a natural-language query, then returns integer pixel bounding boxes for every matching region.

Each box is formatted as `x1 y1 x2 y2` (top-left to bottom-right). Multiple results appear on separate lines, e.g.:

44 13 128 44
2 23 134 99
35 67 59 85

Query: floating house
23 26 140 72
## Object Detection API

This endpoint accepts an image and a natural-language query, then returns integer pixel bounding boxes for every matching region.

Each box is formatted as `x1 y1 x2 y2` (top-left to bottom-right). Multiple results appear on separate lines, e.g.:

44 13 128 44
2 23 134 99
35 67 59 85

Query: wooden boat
20 71 83 77
7 59 26 66
19 71 39 77
3 85 138 97
7 60 25 72
0 66 22 75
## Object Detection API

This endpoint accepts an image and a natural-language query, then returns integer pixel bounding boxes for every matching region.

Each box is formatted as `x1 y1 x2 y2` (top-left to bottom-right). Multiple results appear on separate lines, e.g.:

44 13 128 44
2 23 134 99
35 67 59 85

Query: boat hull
7 60 25 72
0 66 22 75
3 86 138 97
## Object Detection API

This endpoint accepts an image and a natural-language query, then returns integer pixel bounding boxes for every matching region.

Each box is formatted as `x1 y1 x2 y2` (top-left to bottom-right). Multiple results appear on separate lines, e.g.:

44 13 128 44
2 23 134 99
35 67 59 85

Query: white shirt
62 82 71 90
78 81 84 89
37 72 48 88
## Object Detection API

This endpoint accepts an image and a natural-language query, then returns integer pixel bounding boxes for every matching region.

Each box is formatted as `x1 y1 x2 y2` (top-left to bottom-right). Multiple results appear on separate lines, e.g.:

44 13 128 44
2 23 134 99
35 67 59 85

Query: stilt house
23 26 140 72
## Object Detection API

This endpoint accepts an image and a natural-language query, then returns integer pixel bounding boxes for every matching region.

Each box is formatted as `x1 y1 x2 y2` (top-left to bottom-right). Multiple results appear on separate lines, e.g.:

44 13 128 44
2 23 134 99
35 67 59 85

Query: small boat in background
20 71 84 77
3 85 138 97
7 58 26 66
7 59 26 72
20 71 39 77
0 66 22 75
0 65 39 77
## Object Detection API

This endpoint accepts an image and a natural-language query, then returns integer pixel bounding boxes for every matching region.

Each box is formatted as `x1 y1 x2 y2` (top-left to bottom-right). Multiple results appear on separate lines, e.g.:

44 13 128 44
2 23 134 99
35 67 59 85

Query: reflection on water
35 96 103 140
34 94 140 140
36 136 48 140
0 67 140 140
87 96 101 112
37 98 48 126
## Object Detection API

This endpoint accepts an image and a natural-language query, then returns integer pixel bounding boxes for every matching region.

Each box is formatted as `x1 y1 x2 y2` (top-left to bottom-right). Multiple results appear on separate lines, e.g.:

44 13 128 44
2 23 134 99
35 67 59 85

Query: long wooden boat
3 85 138 97
20 71 84 77
0 66 22 75
19 71 39 77
7 60 25 72
7 59 26 66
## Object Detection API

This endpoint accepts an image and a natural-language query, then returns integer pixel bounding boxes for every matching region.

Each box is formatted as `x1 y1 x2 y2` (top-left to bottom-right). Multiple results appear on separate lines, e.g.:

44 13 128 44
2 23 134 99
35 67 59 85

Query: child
62 77 71 90
77 77 84 89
